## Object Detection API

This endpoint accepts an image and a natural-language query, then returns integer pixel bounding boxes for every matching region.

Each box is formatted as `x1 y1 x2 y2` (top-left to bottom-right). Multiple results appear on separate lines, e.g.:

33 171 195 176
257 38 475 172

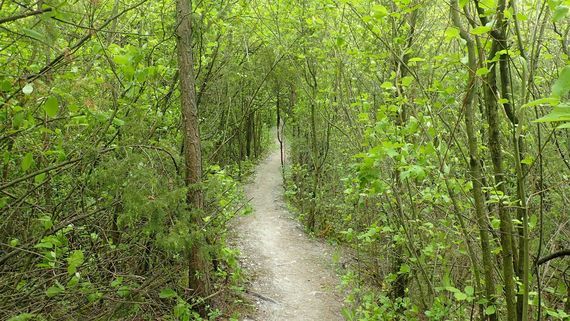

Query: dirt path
233 139 344 321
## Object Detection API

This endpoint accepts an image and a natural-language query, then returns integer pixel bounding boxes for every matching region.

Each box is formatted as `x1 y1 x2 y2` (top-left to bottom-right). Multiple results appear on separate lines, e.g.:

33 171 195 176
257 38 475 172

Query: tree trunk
450 2 497 320
175 0 211 298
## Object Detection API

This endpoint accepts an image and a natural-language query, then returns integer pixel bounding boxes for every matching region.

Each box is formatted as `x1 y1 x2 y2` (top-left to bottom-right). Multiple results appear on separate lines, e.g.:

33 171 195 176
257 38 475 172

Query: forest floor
232 137 344 321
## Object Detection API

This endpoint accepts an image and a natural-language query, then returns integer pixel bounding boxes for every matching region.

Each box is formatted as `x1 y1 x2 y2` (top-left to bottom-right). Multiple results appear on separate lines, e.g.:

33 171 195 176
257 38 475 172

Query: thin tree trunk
175 0 211 298
450 2 496 320
473 1 519 318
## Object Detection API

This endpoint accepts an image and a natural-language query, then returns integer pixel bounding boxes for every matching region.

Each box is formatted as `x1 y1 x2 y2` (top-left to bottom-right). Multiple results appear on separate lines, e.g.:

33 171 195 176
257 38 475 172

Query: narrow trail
233 139 344 321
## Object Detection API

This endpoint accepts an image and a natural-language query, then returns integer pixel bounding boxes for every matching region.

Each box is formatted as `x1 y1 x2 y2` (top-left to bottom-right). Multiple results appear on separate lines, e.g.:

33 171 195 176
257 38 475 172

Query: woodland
1 0 570 320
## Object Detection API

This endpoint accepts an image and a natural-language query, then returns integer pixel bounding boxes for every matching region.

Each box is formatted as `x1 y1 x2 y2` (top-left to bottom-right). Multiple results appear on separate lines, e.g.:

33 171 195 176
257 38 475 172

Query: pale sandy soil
232 139 344 321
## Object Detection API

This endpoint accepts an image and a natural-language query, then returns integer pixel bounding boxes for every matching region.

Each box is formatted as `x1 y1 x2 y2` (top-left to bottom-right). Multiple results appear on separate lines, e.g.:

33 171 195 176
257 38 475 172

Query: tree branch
0 7 52 25
537 249 570 266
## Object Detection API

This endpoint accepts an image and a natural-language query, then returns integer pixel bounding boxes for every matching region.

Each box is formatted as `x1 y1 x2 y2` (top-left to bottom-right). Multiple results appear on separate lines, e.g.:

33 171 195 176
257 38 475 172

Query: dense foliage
281 0 570 320
1 0 274 319
2 0 570 320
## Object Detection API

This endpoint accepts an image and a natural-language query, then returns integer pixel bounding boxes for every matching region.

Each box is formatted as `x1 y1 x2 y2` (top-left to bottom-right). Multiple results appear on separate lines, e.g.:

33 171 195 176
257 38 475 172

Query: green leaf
43 97 59 117
67 250 84 275
38 215 53 230
476 67 490 76
464 285 474 296
534 106 570 123
381 81 395 90
553 5 569 23
174 299 190 319
113 54 130 66
408 57 425 63
34 241 53 249
371 4 388 18
112 117 125 126
16 280 27 290
23 28 45 41
21 152 34 172
522 97 560 108
498 98 509 105
7 313 37 321
552 66 570 98
0 197 7 209
521 155 534 165
88 292 103 302
398 264 411 274
117 285 131 297
445 27 460 40
1 79 11 92
446 286 460 293
159 288 178 299
35 173 46 184
67 273 80 287
111 276 123 287
454 291 468 301
46 283 64 297
517 12 528 21
401 76 414 87
471 26 492 35
485 305 496 315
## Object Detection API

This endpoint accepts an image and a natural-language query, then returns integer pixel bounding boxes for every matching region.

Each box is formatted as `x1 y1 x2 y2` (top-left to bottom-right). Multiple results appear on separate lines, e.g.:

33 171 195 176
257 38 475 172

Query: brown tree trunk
175 0 211 298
